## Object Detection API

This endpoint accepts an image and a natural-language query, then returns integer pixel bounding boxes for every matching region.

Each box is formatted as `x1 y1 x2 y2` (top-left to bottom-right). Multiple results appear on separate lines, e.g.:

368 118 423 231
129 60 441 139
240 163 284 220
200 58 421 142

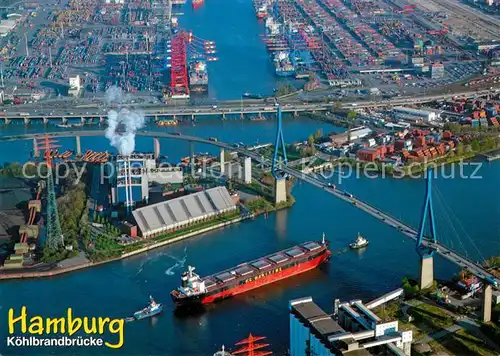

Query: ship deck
200 241 327 292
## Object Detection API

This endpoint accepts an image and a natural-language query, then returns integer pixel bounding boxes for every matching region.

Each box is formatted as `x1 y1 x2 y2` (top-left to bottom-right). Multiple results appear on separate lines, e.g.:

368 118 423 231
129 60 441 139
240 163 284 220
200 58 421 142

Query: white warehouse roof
132 186 236 237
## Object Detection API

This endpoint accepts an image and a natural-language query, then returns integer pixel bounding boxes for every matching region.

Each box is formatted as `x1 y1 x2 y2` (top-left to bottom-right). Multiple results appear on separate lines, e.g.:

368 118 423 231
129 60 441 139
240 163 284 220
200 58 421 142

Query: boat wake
135 251 173 277
165 247 188 276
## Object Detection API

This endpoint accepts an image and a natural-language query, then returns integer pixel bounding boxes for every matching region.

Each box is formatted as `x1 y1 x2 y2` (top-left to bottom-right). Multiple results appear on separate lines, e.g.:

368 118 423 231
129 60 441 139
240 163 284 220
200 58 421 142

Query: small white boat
349 233 368 249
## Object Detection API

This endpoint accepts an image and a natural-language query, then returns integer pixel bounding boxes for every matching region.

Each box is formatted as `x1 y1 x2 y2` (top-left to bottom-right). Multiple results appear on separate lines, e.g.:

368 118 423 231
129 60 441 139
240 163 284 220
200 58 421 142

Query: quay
0 215 246 280
479 150 500 162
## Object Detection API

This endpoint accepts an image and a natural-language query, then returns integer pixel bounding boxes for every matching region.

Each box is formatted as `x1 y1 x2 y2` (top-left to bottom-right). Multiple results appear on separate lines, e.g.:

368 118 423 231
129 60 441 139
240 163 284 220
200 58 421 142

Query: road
0 130 498 289
1 88 498 121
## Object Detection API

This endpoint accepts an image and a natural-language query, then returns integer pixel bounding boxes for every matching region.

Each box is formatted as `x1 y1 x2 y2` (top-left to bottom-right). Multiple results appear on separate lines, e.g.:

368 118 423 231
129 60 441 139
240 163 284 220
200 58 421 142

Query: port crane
166 30 218 98
232 334 272 356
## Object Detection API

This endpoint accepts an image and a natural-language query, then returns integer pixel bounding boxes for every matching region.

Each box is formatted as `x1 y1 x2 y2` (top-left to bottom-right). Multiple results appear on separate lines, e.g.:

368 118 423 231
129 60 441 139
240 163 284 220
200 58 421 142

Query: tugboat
349 233 369 249
133 296 163 320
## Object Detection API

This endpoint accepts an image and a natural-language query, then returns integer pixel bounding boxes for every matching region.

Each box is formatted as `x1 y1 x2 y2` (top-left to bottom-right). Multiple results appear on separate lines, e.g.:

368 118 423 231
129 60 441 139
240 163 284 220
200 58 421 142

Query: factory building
289 291 411 356
393 106 438 123
132 186 237 238
109 153 183 208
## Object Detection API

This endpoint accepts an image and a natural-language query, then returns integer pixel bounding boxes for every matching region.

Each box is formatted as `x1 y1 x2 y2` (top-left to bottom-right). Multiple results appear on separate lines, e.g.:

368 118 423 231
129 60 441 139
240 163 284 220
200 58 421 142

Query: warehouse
132 186 237 238
393 106 438 123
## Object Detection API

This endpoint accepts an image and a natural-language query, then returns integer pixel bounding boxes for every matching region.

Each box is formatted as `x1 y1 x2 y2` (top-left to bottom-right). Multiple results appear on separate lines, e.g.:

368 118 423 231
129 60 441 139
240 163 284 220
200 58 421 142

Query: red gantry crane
232 334 272 356
168 30 218 98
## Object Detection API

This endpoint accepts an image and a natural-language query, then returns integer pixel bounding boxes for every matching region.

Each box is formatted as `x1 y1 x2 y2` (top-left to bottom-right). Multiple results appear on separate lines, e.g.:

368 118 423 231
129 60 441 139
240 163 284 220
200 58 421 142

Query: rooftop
132 186 236 235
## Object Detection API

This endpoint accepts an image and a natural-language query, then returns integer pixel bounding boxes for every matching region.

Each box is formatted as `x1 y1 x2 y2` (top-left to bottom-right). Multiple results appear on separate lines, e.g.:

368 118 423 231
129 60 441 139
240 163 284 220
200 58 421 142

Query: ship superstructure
188 57 209 92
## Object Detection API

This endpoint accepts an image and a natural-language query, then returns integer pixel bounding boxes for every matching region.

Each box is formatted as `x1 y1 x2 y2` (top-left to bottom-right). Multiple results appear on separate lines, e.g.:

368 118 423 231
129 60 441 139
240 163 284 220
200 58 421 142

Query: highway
1 129 498 289
0 87 497 122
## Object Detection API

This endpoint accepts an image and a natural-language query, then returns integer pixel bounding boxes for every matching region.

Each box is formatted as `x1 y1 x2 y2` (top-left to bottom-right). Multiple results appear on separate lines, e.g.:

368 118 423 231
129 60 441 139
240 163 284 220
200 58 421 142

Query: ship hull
172 249 329 308
189 84 208 92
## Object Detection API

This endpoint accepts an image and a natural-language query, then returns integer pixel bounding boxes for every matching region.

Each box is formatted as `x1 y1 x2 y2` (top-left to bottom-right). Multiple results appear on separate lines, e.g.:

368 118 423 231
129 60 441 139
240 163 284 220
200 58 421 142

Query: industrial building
393 106 438 123
289 289 411 356
329 127 373 145
132 186 237 238
110 153 183 208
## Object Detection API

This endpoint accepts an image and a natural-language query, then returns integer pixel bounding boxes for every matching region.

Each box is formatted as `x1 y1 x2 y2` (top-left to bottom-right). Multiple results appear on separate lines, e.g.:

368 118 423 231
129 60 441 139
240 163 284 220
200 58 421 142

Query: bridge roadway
1 130 498 288
0 88 497 121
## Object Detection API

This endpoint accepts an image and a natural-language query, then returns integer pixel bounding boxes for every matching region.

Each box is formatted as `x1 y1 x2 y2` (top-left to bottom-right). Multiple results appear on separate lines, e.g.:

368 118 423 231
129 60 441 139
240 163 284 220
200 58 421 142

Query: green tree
313 129 323 140
456 142 464 156
346 110 357 121
471 139 480 152
308 134 315 147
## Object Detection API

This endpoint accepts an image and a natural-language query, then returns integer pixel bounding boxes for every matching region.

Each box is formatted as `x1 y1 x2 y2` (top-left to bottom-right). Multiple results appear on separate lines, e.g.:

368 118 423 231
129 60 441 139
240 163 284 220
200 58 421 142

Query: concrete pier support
4 118 10 125
274 178 287 205
33 138 39 158
62 117 68 125
191 114 195 122
81 117 85 124
243 157 251 184
153 137 160 159
419 255 434 290
294 111 299 118
99 116 104 124
240 112 244 120
24 117 29 125
75 136 82 156
189 141 195 175
220 148 225 174
43 117 48 125
222 112 226 120
481 284 492 322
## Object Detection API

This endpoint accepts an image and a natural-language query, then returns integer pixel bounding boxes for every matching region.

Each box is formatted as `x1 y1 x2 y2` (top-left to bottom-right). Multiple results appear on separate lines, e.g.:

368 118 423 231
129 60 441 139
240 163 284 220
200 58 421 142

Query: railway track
408 0 500 40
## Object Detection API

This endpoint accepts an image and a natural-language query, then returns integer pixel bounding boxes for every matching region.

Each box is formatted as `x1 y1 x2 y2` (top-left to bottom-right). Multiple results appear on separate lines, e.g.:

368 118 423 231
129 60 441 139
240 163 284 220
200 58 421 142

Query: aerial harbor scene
0 0 500 354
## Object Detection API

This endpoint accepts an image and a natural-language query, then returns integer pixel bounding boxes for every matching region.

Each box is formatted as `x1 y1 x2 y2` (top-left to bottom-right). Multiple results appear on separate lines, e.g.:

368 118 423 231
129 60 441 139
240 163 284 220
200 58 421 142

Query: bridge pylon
272 105 288 205
417 168 438 290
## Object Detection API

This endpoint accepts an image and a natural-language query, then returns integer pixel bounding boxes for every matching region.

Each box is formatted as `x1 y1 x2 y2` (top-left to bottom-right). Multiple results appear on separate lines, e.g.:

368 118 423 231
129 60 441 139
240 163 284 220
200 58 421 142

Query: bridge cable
435 185 487 265
433 186 469 259
434 185 487 265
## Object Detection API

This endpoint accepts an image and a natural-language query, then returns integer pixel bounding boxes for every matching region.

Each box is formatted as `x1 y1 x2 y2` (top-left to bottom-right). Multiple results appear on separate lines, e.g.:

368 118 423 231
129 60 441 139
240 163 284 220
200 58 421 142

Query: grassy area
89 211 241 260
373 301 423 340
246 197 274 214
481 322 500 345
429 329 498 356
410 303 455 333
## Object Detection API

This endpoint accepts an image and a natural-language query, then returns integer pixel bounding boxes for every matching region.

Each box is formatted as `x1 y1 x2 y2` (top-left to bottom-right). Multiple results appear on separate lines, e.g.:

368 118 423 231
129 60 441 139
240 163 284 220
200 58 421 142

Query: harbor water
0 117 499 354
0 0 499 354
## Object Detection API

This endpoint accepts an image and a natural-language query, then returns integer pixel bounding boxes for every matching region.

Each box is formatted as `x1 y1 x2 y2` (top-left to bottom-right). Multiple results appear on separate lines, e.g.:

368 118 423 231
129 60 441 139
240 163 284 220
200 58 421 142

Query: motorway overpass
0 88 497 124
1 130 498 297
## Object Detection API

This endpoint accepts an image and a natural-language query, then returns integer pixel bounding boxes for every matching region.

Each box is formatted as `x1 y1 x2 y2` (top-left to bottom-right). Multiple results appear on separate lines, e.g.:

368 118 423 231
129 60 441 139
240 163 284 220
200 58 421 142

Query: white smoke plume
104 86 145 156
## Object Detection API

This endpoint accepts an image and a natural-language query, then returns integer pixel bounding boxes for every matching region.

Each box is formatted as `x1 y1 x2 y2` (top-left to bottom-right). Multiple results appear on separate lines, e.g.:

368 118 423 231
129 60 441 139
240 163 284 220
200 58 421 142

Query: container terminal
253 0 500 96
0 0 218 102
0 0 497 104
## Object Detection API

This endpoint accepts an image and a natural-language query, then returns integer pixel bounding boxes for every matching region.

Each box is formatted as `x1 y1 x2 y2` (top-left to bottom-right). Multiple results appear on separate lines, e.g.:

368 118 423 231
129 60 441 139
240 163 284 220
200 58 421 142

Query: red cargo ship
192 0 203 8
171 236 330 307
